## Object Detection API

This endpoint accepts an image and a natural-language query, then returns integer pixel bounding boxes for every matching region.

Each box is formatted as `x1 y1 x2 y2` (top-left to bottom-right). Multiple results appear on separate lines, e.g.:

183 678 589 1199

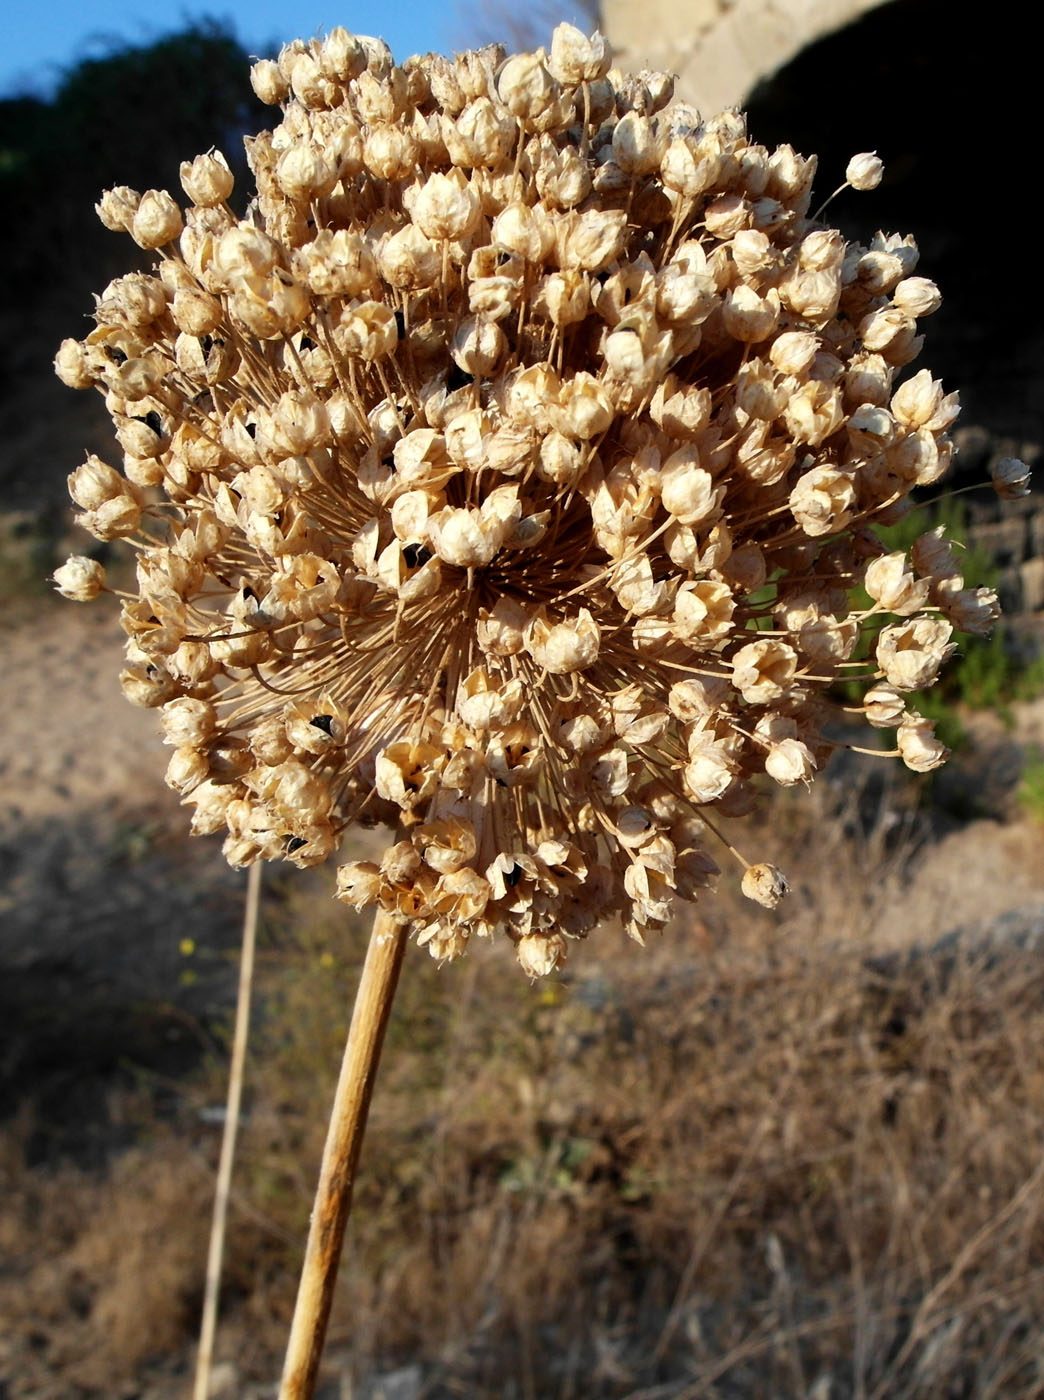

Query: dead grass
4 779 1044 1397
0 1116 211 1395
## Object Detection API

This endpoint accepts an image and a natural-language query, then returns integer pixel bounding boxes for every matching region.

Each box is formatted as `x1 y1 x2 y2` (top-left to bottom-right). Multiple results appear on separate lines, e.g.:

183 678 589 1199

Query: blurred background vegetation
0 21 270 545
1 21 265 306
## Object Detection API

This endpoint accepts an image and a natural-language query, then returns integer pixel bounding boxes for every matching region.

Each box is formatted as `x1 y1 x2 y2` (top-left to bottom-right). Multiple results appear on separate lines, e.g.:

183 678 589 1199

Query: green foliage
845 500 1043 739
1013 652 1044 703
1018 751 1044 825
904 683 968 752
0 20 270 311
0 511 58 605
873 496 983 571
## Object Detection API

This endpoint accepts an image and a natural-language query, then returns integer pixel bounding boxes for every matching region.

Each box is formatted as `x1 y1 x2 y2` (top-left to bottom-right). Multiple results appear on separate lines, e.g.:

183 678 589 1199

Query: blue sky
1 1 457 97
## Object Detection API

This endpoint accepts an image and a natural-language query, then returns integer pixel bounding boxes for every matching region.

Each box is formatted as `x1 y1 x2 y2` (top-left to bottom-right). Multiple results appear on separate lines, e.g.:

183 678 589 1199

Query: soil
0 602 244 1161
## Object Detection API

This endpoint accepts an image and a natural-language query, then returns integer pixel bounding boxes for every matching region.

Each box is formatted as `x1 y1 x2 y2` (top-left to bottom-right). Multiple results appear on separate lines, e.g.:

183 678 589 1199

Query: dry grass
4 779 1044 1398
0 1121 211 1395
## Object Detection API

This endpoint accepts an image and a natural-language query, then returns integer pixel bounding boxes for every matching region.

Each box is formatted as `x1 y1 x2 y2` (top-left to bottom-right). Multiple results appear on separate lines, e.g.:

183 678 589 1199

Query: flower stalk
193 860 262 1400
278 907 409 1400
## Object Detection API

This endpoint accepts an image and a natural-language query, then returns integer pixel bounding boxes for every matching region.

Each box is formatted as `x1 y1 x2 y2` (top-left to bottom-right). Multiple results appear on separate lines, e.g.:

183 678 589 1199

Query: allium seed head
59 25 981 972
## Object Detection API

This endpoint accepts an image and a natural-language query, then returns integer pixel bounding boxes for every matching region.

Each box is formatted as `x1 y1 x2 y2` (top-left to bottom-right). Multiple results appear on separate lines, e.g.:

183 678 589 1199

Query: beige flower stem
278 906 409 1400
193 858 262 1400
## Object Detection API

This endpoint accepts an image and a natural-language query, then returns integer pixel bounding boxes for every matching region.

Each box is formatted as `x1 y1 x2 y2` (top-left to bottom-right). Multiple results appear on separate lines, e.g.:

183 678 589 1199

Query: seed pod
96 186 142 232
131 190 183 249
846 151 884 190
53 555 106 601
741 863 789 908
180 151 235 207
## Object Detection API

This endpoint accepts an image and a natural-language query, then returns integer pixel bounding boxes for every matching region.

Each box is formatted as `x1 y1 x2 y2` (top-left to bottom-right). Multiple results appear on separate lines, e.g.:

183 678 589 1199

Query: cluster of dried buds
55 24 1015 975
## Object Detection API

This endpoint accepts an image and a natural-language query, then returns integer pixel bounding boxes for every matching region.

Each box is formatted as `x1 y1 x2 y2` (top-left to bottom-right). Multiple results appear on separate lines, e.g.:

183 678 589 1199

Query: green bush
1018 750 1044 825
842 500 1043 745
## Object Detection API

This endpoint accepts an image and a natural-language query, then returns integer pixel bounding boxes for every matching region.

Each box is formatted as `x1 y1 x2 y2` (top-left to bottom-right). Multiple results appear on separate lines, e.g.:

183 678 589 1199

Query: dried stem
193 859 262 1400
278 906 409 1400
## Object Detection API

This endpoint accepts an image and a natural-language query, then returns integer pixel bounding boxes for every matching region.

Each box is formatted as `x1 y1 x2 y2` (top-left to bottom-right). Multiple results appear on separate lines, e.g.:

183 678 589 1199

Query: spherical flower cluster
55 25 999 975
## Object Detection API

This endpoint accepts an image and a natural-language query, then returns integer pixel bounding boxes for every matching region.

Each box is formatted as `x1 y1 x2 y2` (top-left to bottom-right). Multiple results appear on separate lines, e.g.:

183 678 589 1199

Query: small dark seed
402 542 433 569
309 714 335 735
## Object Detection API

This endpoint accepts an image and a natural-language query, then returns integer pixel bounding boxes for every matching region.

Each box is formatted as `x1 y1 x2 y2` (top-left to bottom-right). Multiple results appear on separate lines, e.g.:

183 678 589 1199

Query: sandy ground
866 708 1044 953
1 603 242 970
0 603 243 1133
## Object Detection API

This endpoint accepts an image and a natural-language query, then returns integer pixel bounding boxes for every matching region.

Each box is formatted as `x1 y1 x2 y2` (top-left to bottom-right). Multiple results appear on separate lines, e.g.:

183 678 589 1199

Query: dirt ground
0 602 244 1154
1 604 239 954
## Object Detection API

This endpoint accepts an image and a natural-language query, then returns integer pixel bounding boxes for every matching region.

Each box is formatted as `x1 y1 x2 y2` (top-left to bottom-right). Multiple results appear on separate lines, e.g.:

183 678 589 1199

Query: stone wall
603 0 891 111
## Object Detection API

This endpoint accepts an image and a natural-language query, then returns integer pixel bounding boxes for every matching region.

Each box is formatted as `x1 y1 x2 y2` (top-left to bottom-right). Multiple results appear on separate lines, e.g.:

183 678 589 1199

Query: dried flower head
55 23 988 973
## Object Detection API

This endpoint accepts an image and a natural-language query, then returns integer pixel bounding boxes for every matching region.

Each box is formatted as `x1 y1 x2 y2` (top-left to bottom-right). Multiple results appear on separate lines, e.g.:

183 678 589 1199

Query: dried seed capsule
96 186 142 232
131 189 183 249
989 457 1031 500
845 151 883 191
741 863 789 908
180 151 235 207
53 555 106 601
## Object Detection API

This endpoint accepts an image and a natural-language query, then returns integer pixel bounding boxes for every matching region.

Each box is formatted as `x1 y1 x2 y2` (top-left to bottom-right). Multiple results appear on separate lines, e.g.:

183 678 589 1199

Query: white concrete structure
603 0 892 111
